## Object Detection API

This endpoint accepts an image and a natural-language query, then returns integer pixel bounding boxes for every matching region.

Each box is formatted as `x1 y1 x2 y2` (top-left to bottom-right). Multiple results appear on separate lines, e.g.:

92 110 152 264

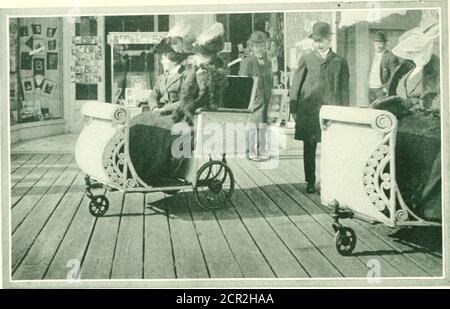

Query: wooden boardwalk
9 141 443 280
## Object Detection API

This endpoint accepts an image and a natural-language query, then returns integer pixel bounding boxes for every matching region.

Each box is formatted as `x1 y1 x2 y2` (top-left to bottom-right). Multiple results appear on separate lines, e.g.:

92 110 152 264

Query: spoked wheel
194 160 235 210
335 227 357 256
89 195 109 217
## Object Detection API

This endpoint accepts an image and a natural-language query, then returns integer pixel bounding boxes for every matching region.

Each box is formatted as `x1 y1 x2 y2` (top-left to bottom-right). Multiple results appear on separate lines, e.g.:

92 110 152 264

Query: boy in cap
239 30 273 161
368 31 399 103
289 21 349 193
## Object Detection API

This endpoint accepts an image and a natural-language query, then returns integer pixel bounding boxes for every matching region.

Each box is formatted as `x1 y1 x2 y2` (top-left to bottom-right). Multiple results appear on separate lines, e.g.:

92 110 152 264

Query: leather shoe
306 183 316 193
248 153 258 161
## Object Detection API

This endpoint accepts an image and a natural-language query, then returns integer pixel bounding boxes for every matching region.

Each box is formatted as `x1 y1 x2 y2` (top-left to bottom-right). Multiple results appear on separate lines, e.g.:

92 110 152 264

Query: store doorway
104 15 169 103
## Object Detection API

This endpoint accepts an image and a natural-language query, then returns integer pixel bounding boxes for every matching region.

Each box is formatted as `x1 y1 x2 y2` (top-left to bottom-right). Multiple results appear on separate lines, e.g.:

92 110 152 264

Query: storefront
9 15 166 141
9 17 66 143
9 13 286 143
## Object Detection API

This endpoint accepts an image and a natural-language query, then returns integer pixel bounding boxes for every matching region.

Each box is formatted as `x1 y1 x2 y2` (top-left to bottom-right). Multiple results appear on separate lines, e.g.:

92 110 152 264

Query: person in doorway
368 31 399 103
239 31 273 161
289 22 350 193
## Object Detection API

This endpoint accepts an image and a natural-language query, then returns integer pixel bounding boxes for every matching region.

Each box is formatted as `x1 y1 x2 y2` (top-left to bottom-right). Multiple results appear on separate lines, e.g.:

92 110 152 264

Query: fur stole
171 57 229 125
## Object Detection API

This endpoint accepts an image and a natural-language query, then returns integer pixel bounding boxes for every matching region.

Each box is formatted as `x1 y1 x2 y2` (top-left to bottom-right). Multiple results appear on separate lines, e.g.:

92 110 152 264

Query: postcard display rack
71 35 103 85
107 32 167 106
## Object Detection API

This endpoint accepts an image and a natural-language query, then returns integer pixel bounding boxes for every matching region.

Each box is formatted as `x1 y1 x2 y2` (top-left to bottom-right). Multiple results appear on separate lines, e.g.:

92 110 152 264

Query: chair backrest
223 75 258 109
320 105 398 226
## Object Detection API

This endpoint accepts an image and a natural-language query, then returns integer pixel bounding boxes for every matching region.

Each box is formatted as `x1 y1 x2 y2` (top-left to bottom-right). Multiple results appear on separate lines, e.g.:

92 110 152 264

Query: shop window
10 17 64 124
104 15 168 103
217 13 285 87
158 15 169 32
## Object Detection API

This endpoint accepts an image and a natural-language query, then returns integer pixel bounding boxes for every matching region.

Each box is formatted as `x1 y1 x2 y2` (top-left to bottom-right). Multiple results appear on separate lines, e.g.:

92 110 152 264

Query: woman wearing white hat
172 22 229 125
371 11 441 222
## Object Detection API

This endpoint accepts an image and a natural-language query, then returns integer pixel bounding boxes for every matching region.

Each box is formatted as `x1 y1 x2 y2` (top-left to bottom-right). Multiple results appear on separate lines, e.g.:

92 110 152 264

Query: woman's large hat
193 23 225 55
153 21 197 56
309 22 332 41
392 14 439 66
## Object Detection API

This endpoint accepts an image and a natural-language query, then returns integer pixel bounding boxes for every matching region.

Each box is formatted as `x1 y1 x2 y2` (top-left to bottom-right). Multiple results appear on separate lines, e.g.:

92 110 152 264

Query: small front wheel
335 227 357 256
194 160 235 210
89 195 109 217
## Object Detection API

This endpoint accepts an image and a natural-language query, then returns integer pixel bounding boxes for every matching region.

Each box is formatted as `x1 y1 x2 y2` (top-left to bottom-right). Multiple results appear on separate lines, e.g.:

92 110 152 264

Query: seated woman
128 22 229 186
172 22 229 125
370 12 441 222
147 23 197 116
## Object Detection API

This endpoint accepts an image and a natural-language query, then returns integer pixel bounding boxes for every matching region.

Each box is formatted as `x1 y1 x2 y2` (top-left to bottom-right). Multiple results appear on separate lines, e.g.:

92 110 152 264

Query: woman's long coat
289 50 350 142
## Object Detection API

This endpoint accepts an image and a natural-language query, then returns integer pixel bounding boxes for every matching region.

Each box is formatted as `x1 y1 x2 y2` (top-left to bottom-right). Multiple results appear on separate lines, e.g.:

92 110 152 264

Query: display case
10 17 64 124
107 32 167 105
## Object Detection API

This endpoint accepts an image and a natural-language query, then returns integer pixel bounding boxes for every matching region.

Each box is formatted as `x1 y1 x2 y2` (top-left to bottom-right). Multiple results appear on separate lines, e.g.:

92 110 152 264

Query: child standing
239 31 273 161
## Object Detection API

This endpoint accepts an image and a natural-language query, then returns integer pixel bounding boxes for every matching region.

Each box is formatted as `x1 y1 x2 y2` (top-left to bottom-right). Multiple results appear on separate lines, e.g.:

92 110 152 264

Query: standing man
368 31 399 103
289 22 349 193
239 31 273 161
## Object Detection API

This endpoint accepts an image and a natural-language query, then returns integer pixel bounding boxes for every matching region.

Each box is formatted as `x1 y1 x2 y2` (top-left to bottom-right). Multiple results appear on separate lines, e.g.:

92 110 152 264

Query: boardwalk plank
208 194 275 278
10 154 51 198
243 160 403 277
12 172 85 280
11 161 79 272
44 194 96 280
81 190 124 279
224 162 310 278
11 154 73 232
10 154 32 173
183 191 243 278
110 193 144 279
279 159 442 277
238 158 406 276
229 188 308 278
143 192 176 279
229 159 343 278
233 159 372 277
275 160 430 277
11 154 46 188
167 193 209 278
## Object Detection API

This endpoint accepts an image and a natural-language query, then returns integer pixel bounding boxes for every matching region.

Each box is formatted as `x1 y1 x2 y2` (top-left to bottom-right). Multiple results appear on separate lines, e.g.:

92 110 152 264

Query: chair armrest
195 107 252 115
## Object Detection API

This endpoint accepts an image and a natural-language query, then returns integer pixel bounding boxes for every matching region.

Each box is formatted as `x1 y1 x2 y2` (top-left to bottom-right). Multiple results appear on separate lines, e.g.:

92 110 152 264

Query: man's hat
309 22 332 41
373 31 387 42
193 23 225 55
248 31 268 44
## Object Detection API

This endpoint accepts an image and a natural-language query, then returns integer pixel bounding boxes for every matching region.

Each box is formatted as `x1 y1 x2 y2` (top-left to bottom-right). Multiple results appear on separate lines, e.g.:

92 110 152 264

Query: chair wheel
89 195 109 217
335 227 356 256
194 160 235 210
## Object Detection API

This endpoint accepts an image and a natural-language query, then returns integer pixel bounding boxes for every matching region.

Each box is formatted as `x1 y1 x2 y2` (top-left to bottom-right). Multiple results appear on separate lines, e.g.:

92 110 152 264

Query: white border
3 4 448 287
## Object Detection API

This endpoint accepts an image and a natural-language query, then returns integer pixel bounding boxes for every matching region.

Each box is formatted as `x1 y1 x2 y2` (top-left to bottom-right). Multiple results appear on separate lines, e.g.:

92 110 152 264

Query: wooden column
354 21 370 107
62 17 76 132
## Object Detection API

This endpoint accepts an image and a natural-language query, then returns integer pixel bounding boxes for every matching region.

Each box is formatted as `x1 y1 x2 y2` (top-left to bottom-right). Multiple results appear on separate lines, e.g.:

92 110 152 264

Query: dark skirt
128 112 192 186
395 112 441 222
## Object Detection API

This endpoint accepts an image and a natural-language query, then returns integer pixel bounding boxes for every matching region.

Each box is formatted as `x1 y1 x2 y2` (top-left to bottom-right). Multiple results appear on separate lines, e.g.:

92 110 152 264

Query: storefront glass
9 17 64 124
